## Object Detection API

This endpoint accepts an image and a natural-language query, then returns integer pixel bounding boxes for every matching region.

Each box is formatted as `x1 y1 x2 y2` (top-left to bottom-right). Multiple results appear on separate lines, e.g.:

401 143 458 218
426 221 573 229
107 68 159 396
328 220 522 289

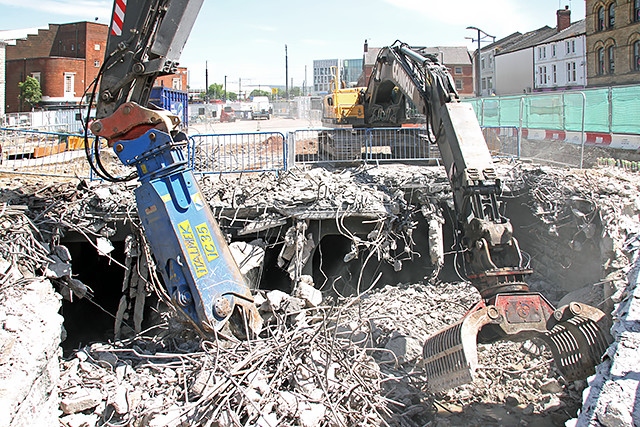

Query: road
188 116 322 136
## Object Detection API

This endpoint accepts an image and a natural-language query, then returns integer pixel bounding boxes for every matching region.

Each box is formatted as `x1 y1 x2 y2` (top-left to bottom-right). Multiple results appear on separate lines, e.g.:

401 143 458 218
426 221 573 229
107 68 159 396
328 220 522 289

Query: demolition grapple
422 194 611 393
423 284 611 392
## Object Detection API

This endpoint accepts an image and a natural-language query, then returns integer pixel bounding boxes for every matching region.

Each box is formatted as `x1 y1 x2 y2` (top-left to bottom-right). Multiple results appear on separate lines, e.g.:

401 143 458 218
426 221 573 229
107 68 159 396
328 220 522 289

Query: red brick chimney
557 5 571 32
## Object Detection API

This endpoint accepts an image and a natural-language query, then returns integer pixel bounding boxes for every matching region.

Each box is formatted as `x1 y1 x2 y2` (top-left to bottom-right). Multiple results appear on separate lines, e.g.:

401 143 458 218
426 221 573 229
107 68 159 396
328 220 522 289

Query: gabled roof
482 32 523 53
540 19 586 44
420 46 472 65
495 26 556 55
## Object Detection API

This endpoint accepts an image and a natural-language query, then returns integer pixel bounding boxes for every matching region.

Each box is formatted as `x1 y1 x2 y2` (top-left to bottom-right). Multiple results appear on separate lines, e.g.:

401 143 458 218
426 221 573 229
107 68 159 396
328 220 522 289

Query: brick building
585 0 640 87
154 66 189 91
5 22 108 113
4 22 189 113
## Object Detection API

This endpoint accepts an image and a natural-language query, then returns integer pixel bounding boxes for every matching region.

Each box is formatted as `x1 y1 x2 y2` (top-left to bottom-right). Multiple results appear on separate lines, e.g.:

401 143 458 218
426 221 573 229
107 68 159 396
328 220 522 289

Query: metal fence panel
289 127 441 165
581 89 609 132
466 84 640 136
189 132 286 174
481 126 519 158
611 86 640 135
0 128 97 178
2 109 88 133
365 127 438 161
523 94 564 130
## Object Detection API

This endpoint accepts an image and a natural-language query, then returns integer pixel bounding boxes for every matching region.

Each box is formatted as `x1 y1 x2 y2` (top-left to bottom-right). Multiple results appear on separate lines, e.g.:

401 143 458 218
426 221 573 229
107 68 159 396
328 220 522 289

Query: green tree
18 76 42 110
249 89 271 99
226 92 238 101
207 83 225 100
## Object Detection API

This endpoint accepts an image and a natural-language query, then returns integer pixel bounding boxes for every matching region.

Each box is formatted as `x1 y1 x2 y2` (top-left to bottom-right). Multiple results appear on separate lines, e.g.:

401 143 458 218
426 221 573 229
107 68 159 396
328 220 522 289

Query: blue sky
0 0 586 91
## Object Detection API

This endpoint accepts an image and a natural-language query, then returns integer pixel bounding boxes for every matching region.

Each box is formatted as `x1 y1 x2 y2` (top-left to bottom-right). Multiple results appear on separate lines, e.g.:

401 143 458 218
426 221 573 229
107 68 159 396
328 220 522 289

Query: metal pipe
519 96 524 159
580 91 586 169
398 45 429 65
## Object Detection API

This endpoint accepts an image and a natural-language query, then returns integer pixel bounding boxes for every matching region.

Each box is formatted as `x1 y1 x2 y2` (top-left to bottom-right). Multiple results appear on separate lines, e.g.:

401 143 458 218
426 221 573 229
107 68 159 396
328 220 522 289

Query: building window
538 47 546 59
70 44 74 51
172 78 182 90
482 78 486 90
608 46 615 74
487 77 493 91
597 6 605 31
552 45 556 57
455 79 463 90
94 60 100 67
94 44 100 51
608 3 615 28
634 40 640 71
30 72 41 85
566 41 571 54
597 48 605 75
481 58 485 69
538 67 544 85
567 62 577 82
552 65 557 84
636 0 640 22
64 73 75 98
571 40 576 53
454 66 462 74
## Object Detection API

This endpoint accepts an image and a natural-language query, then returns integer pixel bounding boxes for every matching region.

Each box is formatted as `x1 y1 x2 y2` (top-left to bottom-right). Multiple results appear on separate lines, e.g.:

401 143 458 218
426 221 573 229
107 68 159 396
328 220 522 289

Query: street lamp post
466 26 496 97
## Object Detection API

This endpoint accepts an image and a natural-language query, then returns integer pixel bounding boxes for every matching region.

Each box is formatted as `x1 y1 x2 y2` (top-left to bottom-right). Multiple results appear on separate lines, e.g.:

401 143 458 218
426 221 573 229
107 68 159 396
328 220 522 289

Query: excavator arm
86 0 261 335
363 42 611 392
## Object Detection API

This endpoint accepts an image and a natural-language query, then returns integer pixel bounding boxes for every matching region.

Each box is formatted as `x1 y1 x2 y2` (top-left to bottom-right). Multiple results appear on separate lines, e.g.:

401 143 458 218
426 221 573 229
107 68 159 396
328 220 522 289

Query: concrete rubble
0 160 639 426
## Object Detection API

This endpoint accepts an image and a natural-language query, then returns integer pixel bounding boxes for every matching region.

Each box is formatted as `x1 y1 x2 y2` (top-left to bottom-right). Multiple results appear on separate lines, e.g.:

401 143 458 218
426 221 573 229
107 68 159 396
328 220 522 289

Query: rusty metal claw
423 302 494 393
422 294 612 393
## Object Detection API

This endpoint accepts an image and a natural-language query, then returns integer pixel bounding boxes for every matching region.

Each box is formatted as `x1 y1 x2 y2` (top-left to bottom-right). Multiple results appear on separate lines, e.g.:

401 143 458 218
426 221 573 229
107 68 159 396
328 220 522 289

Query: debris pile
0 196 64 426
0 160 639 426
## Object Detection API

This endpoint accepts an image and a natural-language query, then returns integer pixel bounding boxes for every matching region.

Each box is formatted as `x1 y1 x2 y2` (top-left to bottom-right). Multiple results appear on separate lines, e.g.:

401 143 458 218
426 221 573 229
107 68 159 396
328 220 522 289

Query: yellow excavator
321 41 611 392
321 65 366 127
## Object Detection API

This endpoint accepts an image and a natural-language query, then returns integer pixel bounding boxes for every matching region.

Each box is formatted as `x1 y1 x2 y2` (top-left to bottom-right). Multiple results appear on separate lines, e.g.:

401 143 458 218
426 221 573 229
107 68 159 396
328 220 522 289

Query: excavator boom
86 0 261 335
361 42 611 392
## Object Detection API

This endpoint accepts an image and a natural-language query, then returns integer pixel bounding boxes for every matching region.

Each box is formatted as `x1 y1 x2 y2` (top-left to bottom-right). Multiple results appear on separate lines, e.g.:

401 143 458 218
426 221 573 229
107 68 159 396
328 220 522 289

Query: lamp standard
466 26 496 97
285 44 289 100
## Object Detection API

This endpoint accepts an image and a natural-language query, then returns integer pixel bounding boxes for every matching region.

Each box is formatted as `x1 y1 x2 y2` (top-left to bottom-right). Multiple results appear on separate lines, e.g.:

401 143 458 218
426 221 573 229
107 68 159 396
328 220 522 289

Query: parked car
220 106 236 123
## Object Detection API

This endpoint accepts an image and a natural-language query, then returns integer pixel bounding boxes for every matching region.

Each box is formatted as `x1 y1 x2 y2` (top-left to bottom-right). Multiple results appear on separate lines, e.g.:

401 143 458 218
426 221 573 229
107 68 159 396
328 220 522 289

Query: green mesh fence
463 85 640 135
611 86 640 134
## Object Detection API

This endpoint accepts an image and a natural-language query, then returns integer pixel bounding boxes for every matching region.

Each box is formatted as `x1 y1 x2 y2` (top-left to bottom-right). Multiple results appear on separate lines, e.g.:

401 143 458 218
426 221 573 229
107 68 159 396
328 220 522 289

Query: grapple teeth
422 295 612 393
543 315 610 381
423 305 492 392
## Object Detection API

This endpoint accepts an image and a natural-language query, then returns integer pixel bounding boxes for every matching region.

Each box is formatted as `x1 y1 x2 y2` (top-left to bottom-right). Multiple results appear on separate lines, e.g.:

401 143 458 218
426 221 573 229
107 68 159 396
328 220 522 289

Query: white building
494 26 557 95
312 58 363 95
477 32 523 97
312 59 339 94
534 20 586 91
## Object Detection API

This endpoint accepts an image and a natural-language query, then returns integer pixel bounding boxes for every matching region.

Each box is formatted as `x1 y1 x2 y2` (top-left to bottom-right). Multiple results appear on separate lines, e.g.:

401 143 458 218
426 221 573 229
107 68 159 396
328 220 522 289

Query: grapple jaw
423 294 611 393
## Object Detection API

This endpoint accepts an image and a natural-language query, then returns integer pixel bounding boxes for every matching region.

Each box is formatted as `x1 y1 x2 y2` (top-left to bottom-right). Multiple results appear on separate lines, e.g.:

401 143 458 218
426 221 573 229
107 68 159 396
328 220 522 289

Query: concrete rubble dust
0 160 639 427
